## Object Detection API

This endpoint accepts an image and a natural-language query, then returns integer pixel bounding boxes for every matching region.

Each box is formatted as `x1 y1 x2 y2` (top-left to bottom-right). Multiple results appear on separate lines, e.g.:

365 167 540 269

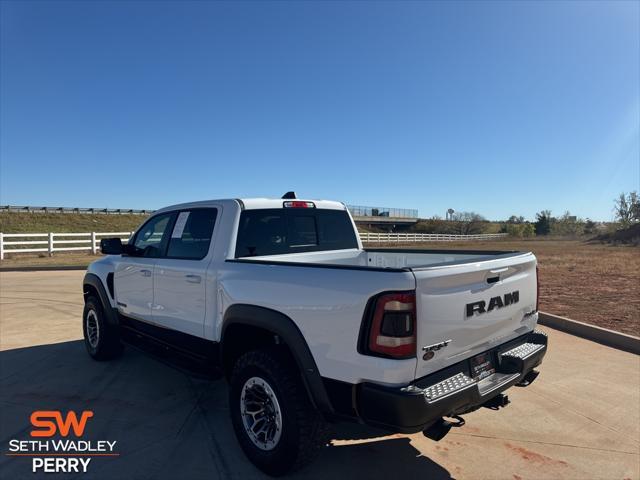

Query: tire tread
230 347 328 475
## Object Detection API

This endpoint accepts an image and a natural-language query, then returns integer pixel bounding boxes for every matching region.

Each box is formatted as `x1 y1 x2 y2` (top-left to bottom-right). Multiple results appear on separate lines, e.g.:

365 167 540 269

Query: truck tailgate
412 252 538 380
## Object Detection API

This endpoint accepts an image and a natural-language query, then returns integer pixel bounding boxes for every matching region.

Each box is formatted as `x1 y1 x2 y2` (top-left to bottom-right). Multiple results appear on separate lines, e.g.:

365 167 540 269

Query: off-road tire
229 347 329 476
83 295 123 360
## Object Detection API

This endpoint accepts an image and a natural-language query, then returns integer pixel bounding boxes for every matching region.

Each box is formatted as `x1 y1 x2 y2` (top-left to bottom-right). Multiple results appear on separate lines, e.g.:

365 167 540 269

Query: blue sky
1 1 638 221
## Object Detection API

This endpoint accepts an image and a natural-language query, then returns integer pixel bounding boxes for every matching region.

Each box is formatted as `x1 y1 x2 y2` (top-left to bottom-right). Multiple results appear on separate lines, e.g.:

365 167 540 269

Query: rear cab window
235 208 358 257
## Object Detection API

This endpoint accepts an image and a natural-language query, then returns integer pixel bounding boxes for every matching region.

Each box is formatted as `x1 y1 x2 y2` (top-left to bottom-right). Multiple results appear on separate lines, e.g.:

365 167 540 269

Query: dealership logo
5 410 118 474
30 411 94 437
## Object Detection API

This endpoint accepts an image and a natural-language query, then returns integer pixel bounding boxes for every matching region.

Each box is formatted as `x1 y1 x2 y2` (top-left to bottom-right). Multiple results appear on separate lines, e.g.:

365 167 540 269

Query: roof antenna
281 191 297 199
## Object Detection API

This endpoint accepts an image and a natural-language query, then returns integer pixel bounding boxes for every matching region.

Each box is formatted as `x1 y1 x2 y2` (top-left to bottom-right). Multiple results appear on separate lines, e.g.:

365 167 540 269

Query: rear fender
221 304 333 415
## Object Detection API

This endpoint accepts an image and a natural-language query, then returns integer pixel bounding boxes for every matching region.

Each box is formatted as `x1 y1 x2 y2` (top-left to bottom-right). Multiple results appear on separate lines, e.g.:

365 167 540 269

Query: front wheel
83 296 123 360
229 347 328 476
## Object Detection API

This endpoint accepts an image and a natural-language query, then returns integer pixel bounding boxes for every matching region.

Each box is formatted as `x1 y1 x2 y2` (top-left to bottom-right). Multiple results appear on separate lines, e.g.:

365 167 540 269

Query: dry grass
0 212 147 234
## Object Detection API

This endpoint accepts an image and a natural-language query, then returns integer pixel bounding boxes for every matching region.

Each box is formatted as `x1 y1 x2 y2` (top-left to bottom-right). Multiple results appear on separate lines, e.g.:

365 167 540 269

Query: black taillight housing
360 291 417 359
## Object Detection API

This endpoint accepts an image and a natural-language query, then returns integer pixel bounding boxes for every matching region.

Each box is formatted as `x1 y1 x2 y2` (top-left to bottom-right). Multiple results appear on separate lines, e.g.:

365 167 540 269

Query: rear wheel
83 296 123 360
229 347 328 476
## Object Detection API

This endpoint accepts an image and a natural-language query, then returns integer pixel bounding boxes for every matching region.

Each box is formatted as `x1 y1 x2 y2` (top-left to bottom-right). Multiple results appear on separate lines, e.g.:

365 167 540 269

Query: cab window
132 213 174 257
166 209 218 259
235 209 357 257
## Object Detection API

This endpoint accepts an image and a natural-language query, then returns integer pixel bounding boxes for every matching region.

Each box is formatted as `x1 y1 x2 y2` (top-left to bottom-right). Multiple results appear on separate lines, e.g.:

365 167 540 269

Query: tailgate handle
487 267 508 284
489 267 509 274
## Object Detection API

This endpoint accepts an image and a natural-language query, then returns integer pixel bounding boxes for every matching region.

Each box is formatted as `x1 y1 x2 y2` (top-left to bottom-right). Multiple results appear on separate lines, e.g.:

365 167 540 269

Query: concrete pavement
0 271 638 479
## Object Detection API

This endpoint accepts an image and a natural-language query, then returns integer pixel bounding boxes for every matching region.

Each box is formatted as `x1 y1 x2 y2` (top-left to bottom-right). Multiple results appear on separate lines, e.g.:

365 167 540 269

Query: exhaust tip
423 415 465 442
483 393 510 410
517 369 540 387
423 419 452 441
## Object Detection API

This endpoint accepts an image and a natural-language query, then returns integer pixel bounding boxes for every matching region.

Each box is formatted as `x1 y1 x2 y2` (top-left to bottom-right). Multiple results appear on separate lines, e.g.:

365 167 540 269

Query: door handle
140 269 152 277
185 274 201 284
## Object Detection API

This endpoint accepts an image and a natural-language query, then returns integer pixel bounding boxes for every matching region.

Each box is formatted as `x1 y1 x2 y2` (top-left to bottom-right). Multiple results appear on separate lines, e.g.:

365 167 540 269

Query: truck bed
230 246 538 381
234 247 528 271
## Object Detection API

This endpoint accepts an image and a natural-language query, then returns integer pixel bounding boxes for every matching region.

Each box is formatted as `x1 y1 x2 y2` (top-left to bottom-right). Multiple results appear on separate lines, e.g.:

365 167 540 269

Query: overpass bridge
347 205 419 230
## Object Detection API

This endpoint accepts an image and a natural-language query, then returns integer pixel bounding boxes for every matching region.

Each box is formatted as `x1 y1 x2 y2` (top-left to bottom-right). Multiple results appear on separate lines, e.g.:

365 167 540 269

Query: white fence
0 231 510 260
359 232 508 243
0 232 133 260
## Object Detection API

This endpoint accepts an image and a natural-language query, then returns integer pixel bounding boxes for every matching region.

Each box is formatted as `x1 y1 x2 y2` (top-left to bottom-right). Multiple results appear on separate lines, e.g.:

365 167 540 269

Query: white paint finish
412 254 538 379
152 205 222 337
86 256 119 308
86 196 541 388
217 260 418 385
240 198 345 211
113 257 156 321
153 258 209 337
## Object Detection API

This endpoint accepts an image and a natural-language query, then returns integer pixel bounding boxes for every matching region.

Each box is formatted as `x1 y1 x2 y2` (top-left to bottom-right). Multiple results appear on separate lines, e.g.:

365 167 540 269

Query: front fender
83 273 119 326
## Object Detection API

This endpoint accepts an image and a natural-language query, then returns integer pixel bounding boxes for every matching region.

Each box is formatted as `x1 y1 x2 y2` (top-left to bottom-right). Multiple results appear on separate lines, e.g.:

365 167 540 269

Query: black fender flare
221 304 334 415
83 273 119 326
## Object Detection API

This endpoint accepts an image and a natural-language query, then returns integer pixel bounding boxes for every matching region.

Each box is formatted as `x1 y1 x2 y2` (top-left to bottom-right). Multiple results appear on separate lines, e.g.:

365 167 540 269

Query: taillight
283 201 315 208
535 265 540 312
367 292 416 358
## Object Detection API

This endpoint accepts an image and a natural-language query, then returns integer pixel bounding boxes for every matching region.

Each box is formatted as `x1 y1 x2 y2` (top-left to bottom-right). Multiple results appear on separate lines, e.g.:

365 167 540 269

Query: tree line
409 191 639 238
531 191 639 236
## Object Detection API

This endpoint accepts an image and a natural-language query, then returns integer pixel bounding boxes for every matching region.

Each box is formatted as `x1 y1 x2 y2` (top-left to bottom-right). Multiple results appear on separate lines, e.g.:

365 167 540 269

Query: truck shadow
0 341 453 480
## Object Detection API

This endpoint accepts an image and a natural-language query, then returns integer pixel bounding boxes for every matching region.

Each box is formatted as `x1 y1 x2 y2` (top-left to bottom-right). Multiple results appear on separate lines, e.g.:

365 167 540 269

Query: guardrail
359 232 508 243
0 232 133 260
1 205 152 215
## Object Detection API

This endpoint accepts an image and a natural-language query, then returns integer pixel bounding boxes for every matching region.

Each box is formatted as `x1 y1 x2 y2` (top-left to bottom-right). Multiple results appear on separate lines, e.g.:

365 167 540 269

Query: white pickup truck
83 194 547 476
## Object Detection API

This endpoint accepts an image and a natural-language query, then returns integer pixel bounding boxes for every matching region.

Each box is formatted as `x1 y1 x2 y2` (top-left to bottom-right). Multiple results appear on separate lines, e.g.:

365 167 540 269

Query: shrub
535 210 553 235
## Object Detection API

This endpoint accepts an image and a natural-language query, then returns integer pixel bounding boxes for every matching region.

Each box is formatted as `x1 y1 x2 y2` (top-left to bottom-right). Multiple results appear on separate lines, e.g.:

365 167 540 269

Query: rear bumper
356 329 547 433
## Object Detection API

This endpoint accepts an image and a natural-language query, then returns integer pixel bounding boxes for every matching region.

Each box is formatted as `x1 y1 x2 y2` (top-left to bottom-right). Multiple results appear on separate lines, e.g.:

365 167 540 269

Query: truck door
114 212 175 322
152 208 218 337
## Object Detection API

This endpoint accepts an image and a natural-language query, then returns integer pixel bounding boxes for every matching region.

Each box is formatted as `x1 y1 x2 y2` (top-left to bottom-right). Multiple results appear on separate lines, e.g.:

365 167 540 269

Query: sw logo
30 410 94 437
466 291 519 317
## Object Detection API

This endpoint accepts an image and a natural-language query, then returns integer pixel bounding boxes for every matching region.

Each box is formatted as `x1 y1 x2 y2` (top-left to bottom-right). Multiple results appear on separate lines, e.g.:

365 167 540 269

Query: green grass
0 212 149 234
0 212 372 235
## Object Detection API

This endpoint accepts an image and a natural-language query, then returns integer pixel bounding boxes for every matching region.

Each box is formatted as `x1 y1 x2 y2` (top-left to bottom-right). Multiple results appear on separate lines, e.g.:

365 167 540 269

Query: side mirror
122 243 139 256
100 238 124 255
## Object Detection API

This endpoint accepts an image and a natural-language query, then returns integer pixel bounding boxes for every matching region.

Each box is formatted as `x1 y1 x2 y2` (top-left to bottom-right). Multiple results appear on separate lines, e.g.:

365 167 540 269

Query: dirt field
1 238 638 336
0 252 98 268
